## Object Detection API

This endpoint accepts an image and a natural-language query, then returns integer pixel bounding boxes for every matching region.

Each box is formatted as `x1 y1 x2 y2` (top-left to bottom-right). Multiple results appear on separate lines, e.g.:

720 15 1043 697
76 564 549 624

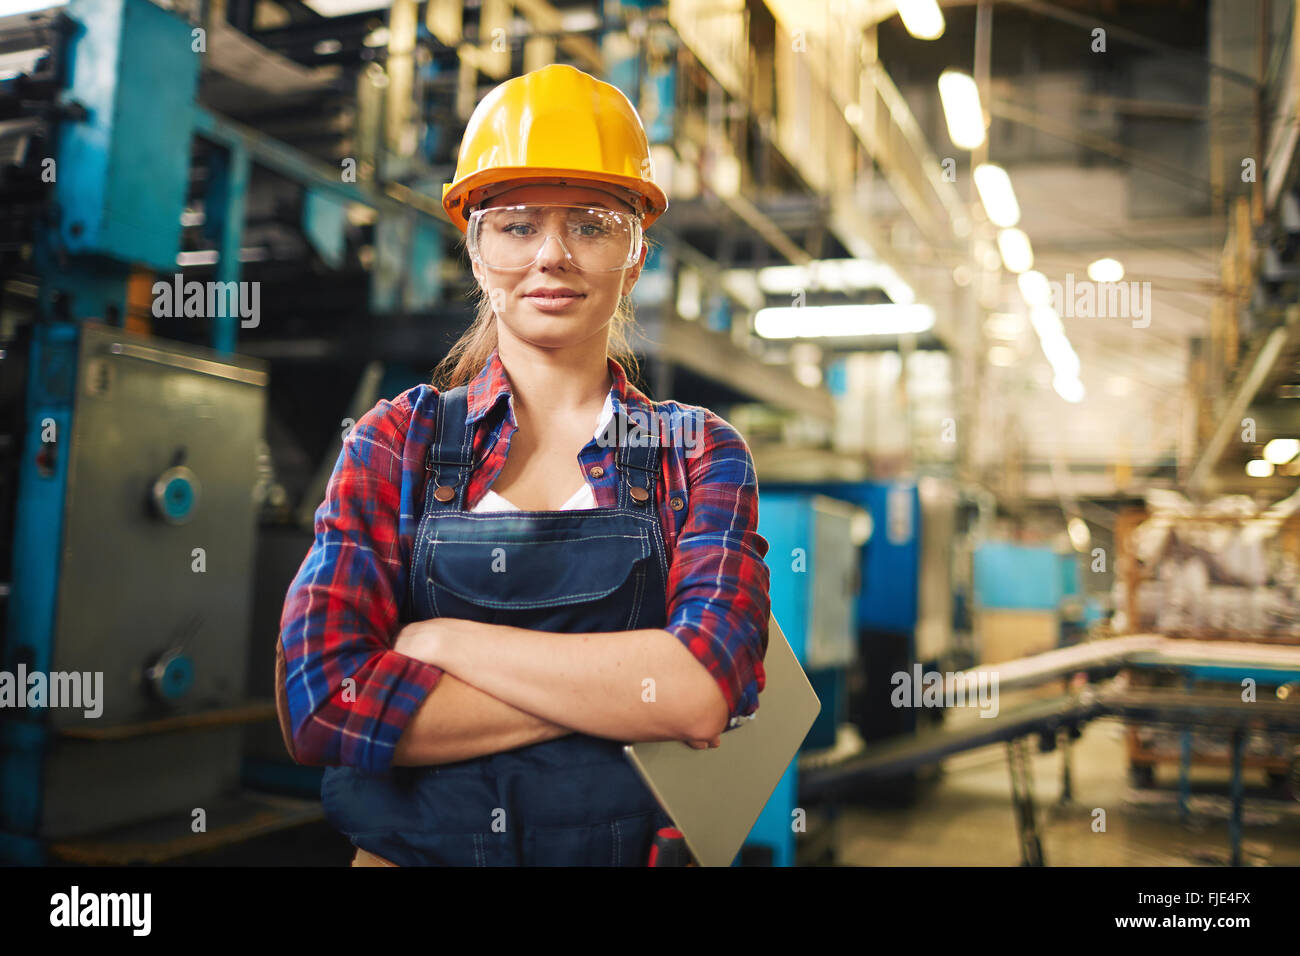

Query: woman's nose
533 232 571 269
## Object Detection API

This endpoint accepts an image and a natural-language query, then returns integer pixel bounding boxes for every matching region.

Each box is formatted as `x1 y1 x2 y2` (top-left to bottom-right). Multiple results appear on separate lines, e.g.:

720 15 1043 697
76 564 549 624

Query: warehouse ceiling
863 0 1274 499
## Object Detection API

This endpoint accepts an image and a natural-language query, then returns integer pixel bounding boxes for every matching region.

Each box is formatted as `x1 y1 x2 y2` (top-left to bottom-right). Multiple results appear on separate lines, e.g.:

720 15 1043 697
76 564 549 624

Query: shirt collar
464 348 651 426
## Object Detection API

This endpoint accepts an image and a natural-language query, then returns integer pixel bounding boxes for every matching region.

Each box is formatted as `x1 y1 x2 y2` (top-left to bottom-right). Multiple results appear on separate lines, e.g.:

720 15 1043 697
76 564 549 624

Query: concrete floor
182 686 1300 866
827 702 1300 867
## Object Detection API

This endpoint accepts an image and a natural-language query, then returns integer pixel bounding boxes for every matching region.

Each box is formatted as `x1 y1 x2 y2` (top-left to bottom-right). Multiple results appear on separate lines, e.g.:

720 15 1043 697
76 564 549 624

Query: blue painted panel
57 0 198 270
407 220 443 309
824 358 848 396
757 494 813 662
1060 553 1080 598
644 64 675 144
974 543 1061 610
2 322 78 844
743 758 799 867
763 480 920 634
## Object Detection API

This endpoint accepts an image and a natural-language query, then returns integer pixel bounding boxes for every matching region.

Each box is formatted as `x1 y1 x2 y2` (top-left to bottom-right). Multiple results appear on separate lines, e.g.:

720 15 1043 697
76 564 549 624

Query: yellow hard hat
441 64 669 233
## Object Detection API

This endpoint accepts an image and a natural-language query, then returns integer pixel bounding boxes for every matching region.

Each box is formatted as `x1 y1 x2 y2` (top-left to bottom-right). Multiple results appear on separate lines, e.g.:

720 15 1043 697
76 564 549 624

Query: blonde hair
433 235 654 390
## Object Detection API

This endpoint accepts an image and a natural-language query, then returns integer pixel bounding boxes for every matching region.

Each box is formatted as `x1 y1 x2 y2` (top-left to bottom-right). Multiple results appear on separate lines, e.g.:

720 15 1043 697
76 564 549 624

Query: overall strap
424 385 474 511
614 404 661 509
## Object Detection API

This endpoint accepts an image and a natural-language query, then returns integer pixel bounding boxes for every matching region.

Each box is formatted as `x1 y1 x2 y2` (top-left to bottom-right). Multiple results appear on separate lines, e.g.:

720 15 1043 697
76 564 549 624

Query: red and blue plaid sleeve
278 388 444 771
661 407 770 730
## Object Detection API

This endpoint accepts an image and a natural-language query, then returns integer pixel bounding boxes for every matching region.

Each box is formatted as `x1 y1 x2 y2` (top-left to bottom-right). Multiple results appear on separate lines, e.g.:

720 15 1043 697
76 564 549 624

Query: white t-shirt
470 393 614 513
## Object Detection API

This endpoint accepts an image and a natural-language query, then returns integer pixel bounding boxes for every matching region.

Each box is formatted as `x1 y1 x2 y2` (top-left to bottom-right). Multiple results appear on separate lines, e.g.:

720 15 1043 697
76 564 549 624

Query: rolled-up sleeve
278 395 443 771
663 412 770 729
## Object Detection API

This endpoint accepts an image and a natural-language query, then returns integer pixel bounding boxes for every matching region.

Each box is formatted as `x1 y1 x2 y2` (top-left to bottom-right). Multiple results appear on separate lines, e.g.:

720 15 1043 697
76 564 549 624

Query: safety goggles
466 203 643 273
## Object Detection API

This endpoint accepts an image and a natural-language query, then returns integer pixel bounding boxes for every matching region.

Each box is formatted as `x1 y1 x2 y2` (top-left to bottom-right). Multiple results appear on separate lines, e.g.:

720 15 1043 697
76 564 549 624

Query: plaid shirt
279 350 771 771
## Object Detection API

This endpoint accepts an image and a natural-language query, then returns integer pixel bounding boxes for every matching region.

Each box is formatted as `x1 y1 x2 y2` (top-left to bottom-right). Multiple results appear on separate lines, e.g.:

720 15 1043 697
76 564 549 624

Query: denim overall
321 386 674 865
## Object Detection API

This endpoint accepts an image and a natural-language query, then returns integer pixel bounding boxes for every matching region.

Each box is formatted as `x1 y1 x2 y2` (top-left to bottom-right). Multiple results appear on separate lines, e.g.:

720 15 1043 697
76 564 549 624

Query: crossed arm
389 619 729 766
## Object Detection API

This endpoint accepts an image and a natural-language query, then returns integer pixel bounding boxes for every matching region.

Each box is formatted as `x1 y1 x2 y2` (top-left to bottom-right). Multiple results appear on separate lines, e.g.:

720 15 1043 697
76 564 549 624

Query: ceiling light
938 70 985 150
1041 334 1080 379
752 260 915 303
1029 307 1063 340
987 345 1017 366
1087 257 1124 283
793 363 823 387
897 0 945 40
303 0 391 15
754 304 936 339
973 163 1021 228
997 228 1033 273
1053 375 1085 403
1017 270 1052 308
1263 438 1300 464
1067 517 1091 551
1246 459 1275 478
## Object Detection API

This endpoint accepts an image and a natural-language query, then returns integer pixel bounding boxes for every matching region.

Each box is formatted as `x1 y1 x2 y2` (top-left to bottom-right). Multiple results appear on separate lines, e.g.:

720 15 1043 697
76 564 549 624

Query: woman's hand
684 735 720 749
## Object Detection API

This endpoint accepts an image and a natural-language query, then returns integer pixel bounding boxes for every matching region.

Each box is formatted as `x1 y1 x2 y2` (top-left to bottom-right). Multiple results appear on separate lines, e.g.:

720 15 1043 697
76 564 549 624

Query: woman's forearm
392 672 574 766
400 620 728 743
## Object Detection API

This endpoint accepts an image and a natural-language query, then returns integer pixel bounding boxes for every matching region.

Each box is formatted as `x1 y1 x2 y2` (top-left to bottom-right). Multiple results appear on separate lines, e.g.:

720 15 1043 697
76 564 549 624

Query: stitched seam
430 582 643 609
626 533 647 630
424 533 647 545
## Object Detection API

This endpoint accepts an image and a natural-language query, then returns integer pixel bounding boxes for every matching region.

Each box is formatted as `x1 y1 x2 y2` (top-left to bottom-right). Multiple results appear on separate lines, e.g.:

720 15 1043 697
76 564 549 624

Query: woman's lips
525 292 585 311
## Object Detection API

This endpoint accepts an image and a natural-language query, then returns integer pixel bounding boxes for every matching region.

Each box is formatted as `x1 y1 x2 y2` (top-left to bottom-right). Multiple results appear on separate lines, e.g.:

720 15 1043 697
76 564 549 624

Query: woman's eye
502 222 536 237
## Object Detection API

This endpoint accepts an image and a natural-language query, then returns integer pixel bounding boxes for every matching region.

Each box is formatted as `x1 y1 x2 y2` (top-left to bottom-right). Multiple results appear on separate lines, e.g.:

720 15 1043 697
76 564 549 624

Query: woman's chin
502 317 604 351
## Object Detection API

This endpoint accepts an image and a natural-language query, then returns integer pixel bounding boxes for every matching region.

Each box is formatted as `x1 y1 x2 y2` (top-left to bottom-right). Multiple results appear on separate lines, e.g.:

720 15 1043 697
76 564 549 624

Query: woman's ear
621 241 648 296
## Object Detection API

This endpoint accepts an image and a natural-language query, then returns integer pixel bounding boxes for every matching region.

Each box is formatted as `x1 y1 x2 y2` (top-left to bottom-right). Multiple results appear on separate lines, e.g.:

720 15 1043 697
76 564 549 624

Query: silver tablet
623 616 821 866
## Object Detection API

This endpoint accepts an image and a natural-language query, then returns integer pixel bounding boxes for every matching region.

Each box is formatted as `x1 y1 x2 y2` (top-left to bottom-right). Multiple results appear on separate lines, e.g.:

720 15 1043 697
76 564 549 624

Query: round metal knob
152 466 200 524
630 486 649 503
146 649 195 702
434 485 456 503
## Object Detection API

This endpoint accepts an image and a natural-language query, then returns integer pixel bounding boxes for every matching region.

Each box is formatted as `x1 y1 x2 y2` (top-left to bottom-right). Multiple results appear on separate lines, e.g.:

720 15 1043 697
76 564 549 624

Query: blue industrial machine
742 491 865 866
0 0 269 865
767 480 931 742
0 0 453 863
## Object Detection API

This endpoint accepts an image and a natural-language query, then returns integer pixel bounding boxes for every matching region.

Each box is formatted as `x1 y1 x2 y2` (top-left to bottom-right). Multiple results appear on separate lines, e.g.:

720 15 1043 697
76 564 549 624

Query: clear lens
468 204 641 272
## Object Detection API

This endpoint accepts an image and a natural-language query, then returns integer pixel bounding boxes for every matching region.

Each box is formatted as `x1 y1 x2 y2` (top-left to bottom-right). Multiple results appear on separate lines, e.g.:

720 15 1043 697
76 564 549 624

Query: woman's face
469 182 646 353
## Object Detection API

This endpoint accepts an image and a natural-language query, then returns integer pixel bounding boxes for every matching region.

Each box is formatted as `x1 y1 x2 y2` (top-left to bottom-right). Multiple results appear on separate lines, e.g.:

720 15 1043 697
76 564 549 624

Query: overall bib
321 386 674 865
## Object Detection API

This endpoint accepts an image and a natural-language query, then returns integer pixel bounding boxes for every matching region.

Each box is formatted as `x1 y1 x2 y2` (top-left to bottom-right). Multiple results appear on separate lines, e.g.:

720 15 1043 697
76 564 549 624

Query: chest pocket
424 519 652 630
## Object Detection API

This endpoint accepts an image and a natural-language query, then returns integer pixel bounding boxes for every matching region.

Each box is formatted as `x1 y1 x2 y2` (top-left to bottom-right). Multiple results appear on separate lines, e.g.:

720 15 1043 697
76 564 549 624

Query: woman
276 64 771 866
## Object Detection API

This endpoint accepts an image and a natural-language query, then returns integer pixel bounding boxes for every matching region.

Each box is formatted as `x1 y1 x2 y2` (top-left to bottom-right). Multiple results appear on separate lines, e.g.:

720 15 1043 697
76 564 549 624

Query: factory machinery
0 0 461 864
751 483 1300 868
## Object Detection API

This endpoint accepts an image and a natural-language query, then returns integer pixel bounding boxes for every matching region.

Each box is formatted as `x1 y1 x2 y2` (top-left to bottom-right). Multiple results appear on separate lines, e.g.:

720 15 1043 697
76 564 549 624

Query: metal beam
640 316 836 422
1187 316 1300 494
